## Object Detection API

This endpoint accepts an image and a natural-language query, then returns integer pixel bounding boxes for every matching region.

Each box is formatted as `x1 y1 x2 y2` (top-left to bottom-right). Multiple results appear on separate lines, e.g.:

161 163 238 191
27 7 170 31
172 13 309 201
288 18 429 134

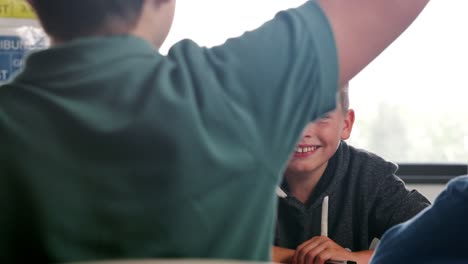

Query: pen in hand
321 196 357 264
321 195 329 236
325 260 357 264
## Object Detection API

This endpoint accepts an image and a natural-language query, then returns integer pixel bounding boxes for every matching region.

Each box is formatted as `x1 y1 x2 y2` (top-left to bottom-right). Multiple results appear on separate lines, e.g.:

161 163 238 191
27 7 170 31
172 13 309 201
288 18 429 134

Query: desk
67 259 279 264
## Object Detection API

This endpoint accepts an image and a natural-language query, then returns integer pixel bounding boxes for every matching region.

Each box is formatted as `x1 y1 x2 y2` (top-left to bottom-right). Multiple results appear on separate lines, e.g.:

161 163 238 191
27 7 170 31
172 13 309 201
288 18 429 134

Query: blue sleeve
370 175 468 264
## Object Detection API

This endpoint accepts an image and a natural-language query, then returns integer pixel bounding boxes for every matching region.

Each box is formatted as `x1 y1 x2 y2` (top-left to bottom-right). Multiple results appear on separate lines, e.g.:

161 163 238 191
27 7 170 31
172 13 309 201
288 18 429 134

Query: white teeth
295 146 317 153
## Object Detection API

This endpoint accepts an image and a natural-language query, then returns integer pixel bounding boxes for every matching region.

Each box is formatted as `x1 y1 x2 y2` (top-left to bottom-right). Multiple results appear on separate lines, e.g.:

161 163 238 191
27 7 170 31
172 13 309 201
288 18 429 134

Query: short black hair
30 0 145 41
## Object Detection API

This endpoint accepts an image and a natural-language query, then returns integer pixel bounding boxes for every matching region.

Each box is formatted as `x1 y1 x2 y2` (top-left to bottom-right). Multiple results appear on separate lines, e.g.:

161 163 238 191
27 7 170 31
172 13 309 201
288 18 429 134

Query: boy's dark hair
338 83 350 113
29 0 145 41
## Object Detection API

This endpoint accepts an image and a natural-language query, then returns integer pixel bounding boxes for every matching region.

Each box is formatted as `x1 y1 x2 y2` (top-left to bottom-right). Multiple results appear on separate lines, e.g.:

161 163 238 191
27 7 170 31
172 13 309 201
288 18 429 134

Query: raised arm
316 0 430 86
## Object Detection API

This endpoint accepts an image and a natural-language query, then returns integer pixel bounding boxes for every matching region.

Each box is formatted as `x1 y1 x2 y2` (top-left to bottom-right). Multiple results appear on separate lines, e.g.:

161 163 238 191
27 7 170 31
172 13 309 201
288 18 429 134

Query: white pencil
276 186 287 198
321 195 329 237
321 196 356 264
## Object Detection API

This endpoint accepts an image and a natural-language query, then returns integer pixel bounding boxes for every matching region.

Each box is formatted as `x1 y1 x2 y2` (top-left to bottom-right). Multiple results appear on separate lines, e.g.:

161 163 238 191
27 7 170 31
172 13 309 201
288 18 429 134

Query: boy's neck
285 162 328 204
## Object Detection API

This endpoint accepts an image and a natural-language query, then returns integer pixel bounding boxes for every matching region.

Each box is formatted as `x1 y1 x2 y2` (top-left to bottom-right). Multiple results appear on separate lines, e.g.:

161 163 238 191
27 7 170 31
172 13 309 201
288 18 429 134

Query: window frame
397 163 468 184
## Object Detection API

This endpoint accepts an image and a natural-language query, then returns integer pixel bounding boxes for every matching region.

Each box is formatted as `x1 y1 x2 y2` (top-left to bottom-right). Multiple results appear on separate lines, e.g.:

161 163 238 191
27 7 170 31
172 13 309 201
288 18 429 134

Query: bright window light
162 0 468 163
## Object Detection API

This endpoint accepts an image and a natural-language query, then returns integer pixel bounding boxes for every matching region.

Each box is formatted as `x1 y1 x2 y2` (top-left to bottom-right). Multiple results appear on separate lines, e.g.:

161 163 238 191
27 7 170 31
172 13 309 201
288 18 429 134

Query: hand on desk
272 236 373 264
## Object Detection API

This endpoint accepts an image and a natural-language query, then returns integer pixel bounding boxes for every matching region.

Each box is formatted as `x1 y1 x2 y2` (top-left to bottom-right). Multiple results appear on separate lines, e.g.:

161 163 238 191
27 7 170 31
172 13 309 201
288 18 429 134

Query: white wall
406 184 446 203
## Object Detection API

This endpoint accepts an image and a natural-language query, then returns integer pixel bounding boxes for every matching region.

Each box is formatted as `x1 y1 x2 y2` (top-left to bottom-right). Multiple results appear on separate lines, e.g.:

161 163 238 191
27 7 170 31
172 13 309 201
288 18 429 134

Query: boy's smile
285 104 355 178
293 144 321 158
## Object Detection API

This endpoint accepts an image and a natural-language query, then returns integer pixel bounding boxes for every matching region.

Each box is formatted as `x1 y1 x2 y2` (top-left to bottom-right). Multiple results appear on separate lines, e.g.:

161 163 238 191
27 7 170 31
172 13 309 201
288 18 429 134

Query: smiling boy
273 84 431 264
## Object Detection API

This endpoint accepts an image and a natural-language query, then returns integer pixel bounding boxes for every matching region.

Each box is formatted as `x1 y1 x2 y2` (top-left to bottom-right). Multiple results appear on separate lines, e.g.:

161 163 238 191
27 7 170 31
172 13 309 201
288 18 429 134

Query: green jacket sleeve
167 1 338 174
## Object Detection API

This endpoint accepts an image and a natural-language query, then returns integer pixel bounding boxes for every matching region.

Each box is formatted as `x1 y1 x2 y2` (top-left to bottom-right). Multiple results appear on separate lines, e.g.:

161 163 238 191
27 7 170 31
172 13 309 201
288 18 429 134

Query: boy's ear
340 109 355 140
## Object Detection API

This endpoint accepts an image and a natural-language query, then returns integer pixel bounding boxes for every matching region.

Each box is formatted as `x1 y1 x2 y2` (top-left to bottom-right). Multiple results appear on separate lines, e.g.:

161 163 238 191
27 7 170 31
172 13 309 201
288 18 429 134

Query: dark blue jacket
275 141 430 251
371 175 468 264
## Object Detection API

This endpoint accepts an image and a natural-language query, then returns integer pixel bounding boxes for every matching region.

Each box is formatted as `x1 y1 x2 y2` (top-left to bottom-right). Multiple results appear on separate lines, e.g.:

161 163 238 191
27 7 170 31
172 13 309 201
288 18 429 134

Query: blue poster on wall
0 32 47 83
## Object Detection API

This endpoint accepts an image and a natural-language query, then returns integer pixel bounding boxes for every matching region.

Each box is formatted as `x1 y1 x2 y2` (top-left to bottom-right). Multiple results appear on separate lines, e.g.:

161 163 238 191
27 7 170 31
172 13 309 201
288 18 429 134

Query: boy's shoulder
339 141 398 175
341 141 392 163
445 175 468 199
